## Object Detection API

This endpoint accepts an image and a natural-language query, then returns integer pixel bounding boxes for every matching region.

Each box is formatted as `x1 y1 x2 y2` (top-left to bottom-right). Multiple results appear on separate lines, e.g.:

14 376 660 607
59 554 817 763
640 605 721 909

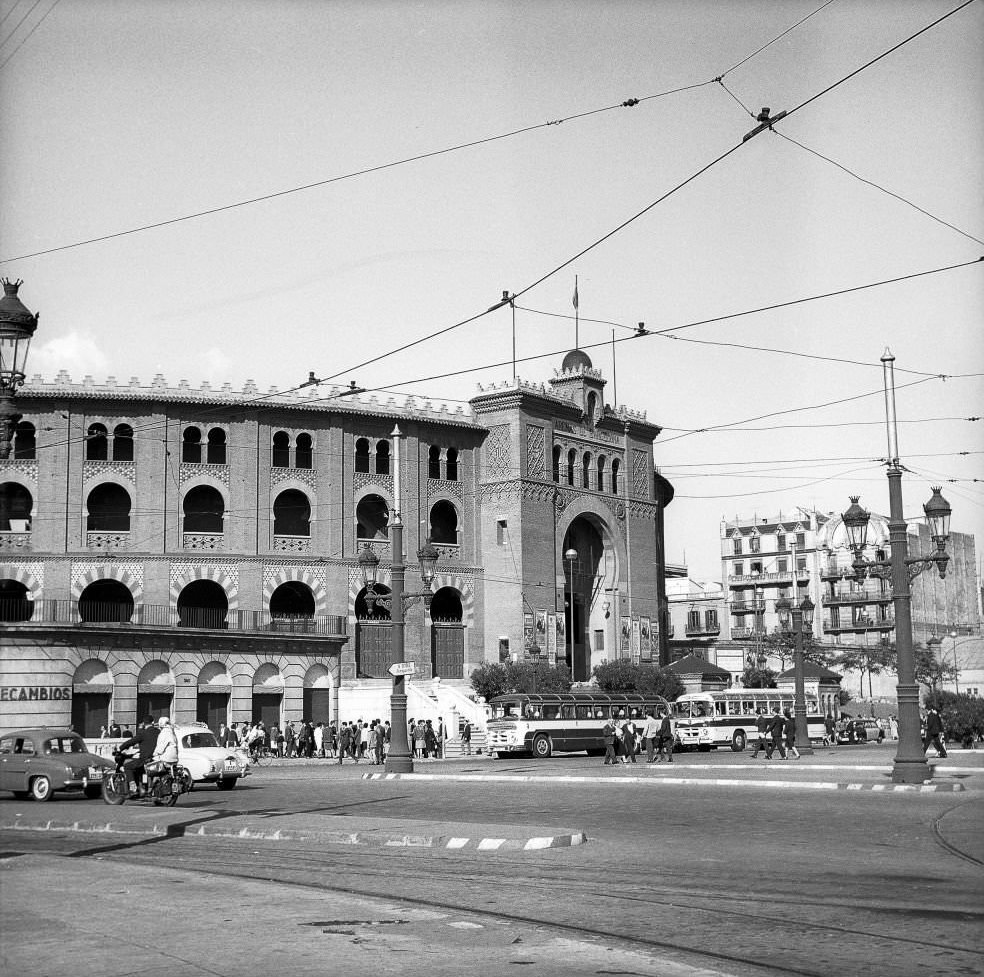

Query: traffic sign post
387 661 416 677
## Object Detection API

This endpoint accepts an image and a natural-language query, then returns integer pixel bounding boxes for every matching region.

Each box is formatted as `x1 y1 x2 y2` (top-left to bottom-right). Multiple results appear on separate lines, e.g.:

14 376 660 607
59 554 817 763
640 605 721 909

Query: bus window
493 700 521 719
674 701 691 717
542 705 561 720
742 701 756 715
726 701 742 716
575 705 591 720
715 701 727 716
560 705 576 720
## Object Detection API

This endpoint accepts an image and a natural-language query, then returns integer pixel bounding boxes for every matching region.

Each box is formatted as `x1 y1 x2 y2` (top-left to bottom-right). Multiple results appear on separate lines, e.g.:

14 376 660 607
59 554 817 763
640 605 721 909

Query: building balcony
823 618 894 634
730 627 766 640
685 623 721 637
0 599 348 638
273 534 311 553
730 601 765 613
727 570 810 585
821 592 892 606
87 530 130 551
183 532 225 551
0 528 32 551
433 541 460 561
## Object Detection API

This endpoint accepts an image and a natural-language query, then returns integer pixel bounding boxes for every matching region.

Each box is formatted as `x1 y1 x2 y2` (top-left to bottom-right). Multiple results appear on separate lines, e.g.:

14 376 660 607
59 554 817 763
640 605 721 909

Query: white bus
486 691 670 759
673 689 827 752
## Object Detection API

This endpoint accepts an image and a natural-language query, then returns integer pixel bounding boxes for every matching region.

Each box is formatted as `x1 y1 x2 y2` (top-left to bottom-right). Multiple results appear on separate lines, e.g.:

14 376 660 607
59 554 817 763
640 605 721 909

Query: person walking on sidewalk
603 718 618 764
461 721 472 756
621 716 637 763
783 708 800 759
823 713 837 747
923 707 948 758
655 710 675 762
750 709 769 758
765 708 787 760
642 710 660 763
337 722 350 764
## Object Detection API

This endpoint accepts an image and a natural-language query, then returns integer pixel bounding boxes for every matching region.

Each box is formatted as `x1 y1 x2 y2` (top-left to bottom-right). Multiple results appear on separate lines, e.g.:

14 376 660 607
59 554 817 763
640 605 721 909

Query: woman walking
783 708 800 759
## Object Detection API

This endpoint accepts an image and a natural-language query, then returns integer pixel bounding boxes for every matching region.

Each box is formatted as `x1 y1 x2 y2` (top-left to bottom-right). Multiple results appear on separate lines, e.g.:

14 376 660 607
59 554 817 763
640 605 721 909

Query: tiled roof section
18 374 481 429
666 653 732 677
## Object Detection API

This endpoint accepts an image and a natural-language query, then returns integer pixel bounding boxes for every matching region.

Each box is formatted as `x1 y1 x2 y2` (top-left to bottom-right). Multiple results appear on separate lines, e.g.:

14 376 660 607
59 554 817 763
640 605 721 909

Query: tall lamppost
840 350 953 784
564 548 578 672
356 426 439 774
775 594 816 755
0 279 39 460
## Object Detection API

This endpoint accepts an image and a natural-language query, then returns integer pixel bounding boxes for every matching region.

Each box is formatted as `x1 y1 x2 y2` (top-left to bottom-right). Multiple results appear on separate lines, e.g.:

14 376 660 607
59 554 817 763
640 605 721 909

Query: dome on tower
561 349 592 372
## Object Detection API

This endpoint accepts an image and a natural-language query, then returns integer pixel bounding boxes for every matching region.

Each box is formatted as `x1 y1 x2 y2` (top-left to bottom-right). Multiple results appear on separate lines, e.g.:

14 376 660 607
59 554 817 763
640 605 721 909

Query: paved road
1 750 982 977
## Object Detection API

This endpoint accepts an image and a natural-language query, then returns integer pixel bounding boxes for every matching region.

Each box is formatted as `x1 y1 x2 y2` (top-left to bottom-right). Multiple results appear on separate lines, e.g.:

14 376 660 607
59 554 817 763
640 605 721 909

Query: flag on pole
572 278 579 310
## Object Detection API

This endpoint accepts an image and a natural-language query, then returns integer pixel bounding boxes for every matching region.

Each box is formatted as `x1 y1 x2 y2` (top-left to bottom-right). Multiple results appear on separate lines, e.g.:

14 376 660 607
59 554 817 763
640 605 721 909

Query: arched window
446 448 459 481
0 482 33 531
79 579 134 623
429 499 458 544
552 445 561 483
375 440 390 475
428 445 441 479
183 485 225 533
586 392 598 426
272 431 291 468
567 449 576 486
597 455 606 493
582 452 592 489
611 458 620 494
206 428 226 465
86 483 131 531
86 423 108 461
182 427 202 464
355 438 371 473
295 433 313 469
273 489 311 536
13 421 35 460
112 424 134 462
356 494 389 540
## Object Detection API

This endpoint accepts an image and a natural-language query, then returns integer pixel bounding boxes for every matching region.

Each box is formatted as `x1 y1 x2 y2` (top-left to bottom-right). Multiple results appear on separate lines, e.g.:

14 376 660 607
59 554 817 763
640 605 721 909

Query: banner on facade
631 618 641 664
524 612 534 649
546 613 557 660
555 613 566 662
640 617 652 662
534 611 547 650
620 616 631 656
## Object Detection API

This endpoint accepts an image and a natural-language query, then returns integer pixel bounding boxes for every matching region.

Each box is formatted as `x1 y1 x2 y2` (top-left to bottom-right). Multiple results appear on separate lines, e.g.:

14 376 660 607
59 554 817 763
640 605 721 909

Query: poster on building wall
534 611 547 649
631 618 641 664
546 613 557 659
555 613 565 662
523 613 534 649
640 617 652 662
620 616 631 656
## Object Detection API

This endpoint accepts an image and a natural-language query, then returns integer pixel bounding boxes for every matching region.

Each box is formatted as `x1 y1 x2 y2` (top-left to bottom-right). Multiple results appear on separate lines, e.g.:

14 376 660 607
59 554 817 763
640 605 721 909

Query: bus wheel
732 730 747 752
532 735 552 759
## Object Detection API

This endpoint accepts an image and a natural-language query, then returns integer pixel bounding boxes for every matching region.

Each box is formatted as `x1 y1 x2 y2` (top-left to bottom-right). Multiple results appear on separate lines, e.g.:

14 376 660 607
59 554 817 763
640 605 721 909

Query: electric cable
0 0 60 71
774 131 984 247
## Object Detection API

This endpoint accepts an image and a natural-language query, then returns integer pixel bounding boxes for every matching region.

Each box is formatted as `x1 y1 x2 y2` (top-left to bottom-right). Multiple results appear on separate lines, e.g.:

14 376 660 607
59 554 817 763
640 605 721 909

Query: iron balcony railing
0 599 347 637
685 622 722 636
821 592 893 605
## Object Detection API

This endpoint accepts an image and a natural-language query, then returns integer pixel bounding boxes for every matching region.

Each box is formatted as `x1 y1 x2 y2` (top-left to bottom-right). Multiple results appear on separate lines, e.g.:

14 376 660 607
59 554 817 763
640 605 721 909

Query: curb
0 816 588 851
362 772 965 792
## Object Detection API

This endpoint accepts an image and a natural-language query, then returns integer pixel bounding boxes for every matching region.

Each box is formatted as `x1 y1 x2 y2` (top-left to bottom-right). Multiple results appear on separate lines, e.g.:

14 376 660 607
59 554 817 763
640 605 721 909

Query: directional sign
387 661 416 677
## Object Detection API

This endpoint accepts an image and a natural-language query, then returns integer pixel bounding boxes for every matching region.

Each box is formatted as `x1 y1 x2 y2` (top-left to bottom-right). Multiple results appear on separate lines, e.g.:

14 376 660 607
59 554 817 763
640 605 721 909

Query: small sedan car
174 723 247 790
837 718 885 744
0 728 115 801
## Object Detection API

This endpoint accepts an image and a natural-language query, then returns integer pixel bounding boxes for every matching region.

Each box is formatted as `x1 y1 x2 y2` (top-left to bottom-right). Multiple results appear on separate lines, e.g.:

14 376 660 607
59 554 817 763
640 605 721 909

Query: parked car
174 723 247 790
837 718 885 744
0 728 115 801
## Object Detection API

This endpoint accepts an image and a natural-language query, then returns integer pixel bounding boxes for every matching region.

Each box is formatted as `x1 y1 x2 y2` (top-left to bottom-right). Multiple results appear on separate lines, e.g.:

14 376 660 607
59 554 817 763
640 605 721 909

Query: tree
924 690 984 748
591 661 684 701
913 646 959 694
468 661 572 700
832 644 894 702
742 665 777 689
760 629 834 671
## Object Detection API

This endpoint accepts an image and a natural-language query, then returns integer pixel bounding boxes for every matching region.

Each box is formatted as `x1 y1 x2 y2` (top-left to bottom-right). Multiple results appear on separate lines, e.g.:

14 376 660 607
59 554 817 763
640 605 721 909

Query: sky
1 0 982 587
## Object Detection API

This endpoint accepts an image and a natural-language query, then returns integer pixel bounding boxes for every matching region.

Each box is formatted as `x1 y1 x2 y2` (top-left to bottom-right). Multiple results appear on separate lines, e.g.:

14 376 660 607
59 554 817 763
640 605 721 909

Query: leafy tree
832 644 894 701
469 661 572 699
838 688 853 707
913 646 959 694
591 661 684 700
760 629 833 671
742 665 778 689
924 690 984 748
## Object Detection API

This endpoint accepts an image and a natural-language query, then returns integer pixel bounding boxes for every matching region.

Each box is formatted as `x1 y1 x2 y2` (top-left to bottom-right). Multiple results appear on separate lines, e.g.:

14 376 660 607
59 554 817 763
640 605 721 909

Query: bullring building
0 288 666 734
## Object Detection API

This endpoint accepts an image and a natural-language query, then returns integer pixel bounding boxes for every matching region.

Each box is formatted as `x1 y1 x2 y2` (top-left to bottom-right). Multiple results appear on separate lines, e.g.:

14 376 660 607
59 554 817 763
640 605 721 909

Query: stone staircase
442 727 489 758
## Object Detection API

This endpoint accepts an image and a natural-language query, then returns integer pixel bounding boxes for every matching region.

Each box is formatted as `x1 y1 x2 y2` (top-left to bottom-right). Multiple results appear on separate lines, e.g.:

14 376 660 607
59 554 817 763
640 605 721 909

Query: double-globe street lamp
0 279 38 460
774 594 816 756
839 351 953 784
356 426 439 774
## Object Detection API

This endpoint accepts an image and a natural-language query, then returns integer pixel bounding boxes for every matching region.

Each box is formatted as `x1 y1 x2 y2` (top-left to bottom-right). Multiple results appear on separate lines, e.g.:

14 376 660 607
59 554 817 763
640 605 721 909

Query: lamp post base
384 687 414 775
891 757 931 785
384 753 414 774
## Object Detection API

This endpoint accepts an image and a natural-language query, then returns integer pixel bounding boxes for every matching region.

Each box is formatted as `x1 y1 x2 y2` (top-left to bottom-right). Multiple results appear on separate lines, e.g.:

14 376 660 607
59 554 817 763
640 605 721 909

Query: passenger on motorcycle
117 716 159 795
152 716 179 772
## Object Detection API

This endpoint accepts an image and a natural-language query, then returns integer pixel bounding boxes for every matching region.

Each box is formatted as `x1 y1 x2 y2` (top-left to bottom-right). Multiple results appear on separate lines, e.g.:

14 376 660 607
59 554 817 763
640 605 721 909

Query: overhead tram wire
0 0 61 71
0 81 715 265
774 132 984 248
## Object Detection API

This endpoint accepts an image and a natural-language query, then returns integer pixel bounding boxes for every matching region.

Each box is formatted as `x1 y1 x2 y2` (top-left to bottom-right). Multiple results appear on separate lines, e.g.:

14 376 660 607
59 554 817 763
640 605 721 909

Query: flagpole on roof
573 275 580 349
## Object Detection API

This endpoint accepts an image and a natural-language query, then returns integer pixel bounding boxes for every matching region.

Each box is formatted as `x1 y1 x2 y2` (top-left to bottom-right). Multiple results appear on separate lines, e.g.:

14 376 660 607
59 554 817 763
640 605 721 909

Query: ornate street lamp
355 426 438 774
0 279 39 460
837 348 955 783
775 595 816 756
564 548 578 672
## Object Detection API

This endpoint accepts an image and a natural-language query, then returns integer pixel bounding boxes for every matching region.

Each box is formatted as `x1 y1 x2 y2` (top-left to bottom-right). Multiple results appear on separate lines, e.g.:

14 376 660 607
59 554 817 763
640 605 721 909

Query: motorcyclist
117 716 159 795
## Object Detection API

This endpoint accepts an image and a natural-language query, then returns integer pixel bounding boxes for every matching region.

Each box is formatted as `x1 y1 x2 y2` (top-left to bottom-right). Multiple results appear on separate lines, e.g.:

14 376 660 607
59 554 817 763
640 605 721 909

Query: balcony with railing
685 622 722 637
823 614 894 634
727 570 810 584
730 626 766 640
730 600 766 613
0 599 347 638
822 591 893 606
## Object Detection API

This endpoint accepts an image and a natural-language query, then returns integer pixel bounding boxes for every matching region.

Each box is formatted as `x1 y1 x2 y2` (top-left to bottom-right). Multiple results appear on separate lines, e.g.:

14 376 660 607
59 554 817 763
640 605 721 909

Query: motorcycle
102 750 192 807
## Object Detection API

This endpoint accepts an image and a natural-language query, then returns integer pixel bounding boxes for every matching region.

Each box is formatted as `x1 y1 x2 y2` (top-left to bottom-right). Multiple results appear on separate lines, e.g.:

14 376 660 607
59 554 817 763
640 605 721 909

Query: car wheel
84 785 102 799
216 777 238 791
732 730 747 752
532 734 552 759
29 776 53 802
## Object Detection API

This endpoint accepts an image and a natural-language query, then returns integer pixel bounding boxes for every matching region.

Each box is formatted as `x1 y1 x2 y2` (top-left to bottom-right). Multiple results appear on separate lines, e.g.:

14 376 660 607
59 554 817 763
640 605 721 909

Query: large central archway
562 515 618 682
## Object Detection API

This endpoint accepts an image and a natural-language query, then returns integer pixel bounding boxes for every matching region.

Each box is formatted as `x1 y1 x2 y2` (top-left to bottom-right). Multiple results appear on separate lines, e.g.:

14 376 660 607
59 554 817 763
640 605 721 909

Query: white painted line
477 838 506 850
445 837 469 849
524 837 554 850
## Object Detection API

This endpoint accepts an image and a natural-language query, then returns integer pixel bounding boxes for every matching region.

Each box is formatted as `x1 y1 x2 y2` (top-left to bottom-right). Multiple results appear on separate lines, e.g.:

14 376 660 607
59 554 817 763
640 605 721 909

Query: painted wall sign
0 686 72 702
